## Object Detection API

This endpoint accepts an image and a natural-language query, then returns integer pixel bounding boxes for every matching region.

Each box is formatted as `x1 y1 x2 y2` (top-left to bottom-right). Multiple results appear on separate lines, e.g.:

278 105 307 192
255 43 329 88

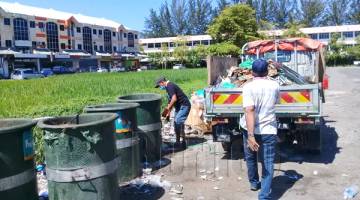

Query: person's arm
242 85 259 152
167 94 177 111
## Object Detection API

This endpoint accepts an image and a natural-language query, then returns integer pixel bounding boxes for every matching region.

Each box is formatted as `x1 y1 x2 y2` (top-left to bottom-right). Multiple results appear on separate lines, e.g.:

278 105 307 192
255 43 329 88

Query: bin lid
0 118 36 134
117 93 162 102
84 103 139 113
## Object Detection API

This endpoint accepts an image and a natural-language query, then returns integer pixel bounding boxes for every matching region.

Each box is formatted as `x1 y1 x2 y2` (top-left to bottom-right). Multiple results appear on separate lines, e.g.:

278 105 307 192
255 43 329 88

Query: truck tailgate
205 84 321 117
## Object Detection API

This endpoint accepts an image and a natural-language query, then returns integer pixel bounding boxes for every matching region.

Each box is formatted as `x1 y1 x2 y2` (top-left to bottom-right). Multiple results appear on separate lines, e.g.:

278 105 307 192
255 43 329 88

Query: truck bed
205 84 321 118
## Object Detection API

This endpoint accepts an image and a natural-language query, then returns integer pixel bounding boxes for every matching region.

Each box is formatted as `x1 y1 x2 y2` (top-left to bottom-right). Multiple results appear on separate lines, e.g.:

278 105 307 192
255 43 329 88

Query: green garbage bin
0 119 38 200
84 103 141 183
117 93 162 163
37 113 119 200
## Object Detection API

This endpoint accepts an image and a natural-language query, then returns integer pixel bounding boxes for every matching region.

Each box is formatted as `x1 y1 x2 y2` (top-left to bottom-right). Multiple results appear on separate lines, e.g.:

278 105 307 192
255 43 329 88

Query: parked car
52 66 74 74
97 67 108 73
140 66 148 70
40 68 54 77
110 66 127 72
173 64 186 70
11 68 44 80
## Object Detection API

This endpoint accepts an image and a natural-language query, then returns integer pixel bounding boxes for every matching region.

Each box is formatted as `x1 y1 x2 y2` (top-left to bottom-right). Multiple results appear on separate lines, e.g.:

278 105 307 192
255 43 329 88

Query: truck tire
304 127 321 154
221 142 232 152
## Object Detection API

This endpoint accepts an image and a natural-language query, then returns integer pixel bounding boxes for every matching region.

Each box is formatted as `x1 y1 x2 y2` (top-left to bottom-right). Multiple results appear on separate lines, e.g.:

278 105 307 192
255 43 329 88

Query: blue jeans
243 131 277 200
174 105 190 141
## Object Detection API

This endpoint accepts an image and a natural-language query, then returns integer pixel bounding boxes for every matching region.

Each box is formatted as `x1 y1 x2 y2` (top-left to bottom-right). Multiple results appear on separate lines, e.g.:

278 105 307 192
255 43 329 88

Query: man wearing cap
155 77 191 149
240 59 280 200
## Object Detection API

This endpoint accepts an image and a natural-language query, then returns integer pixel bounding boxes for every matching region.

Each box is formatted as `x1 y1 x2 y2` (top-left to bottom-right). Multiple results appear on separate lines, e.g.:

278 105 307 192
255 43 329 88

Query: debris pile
216 60 307 88
185 90 211 135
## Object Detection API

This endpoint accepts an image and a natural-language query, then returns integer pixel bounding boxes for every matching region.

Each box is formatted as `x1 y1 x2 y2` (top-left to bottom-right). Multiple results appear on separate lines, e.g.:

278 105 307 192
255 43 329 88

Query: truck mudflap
205 84 321 117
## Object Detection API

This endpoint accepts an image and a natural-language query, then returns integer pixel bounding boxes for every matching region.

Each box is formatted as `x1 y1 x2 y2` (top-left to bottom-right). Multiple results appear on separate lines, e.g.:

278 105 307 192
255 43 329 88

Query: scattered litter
218 176 223 180
237 177 242 181
342 174 349 177
313 170 318 176
199 169 206 173
213 186 220 190
214 167 219 171
170 184 184 195
206 170 213 174
130 175 172 190
171 197 184 200
200 175 207 180
143 168 152 175
344 185 359 199
197 196 205 200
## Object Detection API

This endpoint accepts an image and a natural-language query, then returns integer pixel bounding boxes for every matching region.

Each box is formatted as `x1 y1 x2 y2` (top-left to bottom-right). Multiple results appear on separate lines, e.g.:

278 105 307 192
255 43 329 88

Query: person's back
242 78 279 135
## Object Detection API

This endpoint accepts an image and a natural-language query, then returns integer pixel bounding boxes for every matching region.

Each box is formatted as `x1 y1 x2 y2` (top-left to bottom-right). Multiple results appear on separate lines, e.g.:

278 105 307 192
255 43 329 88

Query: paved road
132 67 360 200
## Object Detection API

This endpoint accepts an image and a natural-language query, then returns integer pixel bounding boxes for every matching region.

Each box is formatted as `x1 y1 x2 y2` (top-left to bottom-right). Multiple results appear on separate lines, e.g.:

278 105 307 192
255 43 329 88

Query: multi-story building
139 35 213 54
139 25 360 54
0 1 139 53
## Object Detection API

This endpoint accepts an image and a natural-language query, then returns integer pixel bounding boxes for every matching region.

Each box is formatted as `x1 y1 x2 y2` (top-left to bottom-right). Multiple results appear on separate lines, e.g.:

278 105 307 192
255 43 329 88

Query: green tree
348 36 360 59
159 2 175 36
349 0 360 24
270 0 297 28
170 0 188 35
161 43 170 69
299 0 325 27
282 22 307 38
173 36 188 64
144 9 165 37
323 0 350 25
187 0 214 35
207 42 241 57
207 4 259 48
214 0 230 16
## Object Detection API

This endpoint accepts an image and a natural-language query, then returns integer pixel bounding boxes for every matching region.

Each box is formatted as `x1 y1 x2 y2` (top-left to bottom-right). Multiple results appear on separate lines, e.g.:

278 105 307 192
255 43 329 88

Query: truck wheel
221 142 232 152
305 127 322 154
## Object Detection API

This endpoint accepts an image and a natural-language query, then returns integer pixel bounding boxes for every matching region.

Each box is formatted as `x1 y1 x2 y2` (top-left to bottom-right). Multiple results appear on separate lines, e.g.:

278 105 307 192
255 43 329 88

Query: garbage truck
205 38 327 153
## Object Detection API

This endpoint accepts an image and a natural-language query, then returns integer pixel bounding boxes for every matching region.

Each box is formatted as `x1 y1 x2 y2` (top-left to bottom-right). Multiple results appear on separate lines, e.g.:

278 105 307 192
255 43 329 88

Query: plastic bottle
344 185 359 199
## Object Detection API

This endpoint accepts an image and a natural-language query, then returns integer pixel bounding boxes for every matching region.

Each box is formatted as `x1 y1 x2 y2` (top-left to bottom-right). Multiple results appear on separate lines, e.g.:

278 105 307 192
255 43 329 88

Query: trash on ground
200 175 207 180
213 186 220 190
343 185 359 199
238 177 242 181
218 176 223 180
143 168 152 175
313 170 318 176
214 167 219 171
170 184 184 195
199 169 206 173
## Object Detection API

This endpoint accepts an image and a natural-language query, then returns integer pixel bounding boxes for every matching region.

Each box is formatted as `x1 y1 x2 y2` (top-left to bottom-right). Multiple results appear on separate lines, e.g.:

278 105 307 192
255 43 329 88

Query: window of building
13 18 29 41
94 45 98 51
78 44 82 50
30 21 35 28
38 22 44 29
113 46 117 52
60 25 65 31
46 22 59 52
128 33 134 47
135 34 138 39
124 33 127 38
201 40 209 45
186 41 192 46
82 27 93 53
104 29 112 53
169 42 175 47
93 29 97 35
193 40 200 46
155 43 161 48
99 45 103 51
5 40 12 47
309 34 318 40
148 43 154 48
113 32 116 37
76 27 81 33
319 33 329 39
343 31 354 38
355 31 360 37
60 43 66 49
32 41 37 48
99 30 103 35
4 18 10 25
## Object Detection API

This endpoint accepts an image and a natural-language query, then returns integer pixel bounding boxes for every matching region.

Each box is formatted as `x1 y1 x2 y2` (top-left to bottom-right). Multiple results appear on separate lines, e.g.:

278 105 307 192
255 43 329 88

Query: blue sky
1 0 165 31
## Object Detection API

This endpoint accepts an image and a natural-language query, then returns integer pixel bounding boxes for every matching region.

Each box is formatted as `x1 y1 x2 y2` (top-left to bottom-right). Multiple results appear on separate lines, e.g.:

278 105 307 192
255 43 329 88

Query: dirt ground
133 67 359 200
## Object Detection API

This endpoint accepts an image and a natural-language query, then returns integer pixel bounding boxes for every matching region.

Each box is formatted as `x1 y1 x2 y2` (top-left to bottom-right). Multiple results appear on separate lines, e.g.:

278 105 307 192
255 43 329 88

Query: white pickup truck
11 68 44 80
205 38 327 153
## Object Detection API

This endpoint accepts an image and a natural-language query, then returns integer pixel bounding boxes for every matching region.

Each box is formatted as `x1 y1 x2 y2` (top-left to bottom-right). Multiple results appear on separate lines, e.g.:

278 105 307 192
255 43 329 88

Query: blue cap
252 59 268 76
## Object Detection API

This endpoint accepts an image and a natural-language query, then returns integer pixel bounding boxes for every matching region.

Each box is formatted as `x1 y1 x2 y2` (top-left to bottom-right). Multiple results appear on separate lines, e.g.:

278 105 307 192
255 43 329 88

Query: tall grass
0 68 207 162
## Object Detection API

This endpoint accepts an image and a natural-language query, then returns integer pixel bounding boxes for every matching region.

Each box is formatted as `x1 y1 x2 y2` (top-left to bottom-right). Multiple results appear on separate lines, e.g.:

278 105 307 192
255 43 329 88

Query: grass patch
0 68 207 162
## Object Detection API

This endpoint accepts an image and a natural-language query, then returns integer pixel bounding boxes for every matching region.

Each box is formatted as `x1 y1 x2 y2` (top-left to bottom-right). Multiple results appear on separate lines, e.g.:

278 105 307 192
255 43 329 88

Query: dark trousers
174 105 190 142
243 131 277 200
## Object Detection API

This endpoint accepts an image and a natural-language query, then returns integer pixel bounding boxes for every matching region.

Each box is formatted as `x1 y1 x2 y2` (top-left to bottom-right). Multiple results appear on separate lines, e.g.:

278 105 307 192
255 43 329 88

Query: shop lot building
0 2 140 78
